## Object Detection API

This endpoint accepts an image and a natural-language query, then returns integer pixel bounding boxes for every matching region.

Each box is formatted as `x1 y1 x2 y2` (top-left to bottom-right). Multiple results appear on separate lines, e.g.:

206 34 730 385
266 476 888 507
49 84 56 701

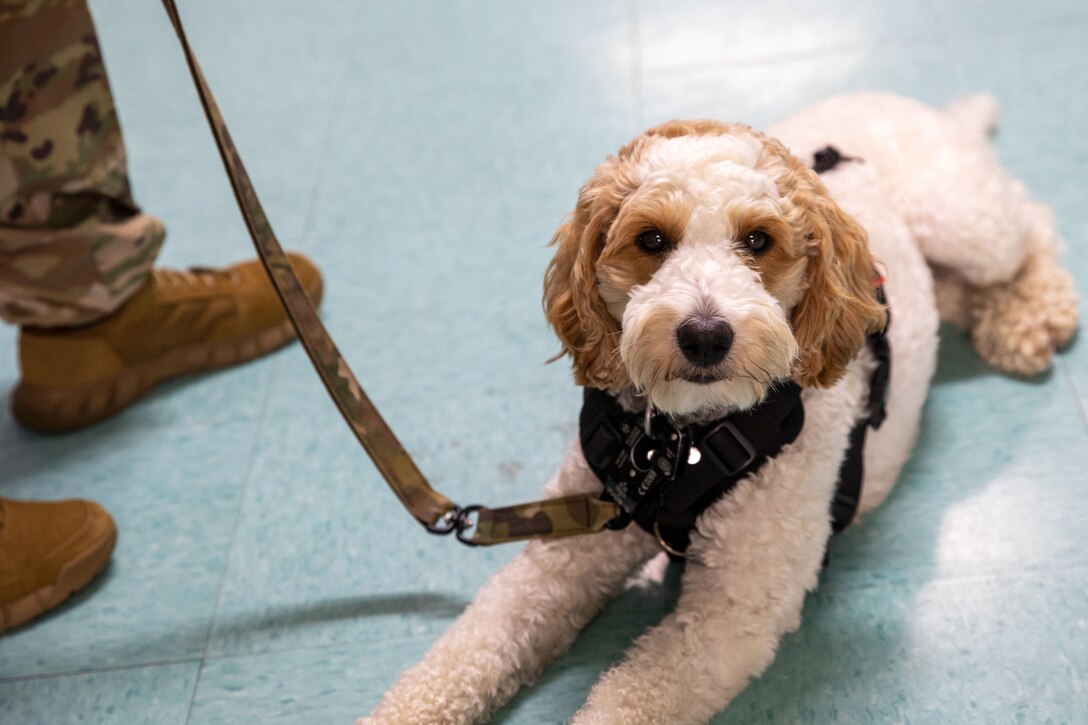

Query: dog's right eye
636 229 669 254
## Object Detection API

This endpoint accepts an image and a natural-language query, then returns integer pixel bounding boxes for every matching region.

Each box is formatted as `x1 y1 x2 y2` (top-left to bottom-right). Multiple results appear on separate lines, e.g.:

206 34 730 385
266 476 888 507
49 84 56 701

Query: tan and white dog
362 93 1077 724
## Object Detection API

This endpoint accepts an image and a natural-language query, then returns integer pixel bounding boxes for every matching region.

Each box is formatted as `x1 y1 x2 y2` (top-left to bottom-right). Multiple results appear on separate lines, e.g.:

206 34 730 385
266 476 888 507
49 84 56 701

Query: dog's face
544 120 886 416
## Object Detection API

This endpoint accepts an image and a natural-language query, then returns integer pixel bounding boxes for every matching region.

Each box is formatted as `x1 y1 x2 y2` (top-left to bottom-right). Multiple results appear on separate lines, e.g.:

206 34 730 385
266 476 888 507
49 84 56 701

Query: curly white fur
770 93 1077 375
359 93 1076 724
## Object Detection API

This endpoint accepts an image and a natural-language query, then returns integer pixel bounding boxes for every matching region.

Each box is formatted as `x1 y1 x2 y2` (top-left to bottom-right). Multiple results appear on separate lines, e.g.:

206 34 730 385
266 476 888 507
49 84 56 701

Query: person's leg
0 0 125 638
0 0 165 327
2 0 322 434
0 0 320 634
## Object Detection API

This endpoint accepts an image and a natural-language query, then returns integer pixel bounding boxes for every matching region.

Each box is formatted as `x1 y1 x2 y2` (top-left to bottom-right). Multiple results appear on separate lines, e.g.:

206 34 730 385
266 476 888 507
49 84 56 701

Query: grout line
182 39 356 725
0 657 201 685
2 635 427 688
624 0 644 135
299 67 352 254
1059 358 1088 435
819 557 1088 596
9 555 1088 689
183 359 278 724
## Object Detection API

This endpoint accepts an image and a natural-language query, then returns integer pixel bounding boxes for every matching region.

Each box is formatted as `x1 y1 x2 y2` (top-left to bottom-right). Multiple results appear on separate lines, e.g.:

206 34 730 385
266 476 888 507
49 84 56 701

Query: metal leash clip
642 405 692 483
425 504 484 546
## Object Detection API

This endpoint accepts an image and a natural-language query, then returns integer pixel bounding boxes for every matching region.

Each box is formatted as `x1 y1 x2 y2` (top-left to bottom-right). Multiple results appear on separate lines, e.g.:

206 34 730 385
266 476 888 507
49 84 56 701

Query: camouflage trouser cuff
0 213 165 328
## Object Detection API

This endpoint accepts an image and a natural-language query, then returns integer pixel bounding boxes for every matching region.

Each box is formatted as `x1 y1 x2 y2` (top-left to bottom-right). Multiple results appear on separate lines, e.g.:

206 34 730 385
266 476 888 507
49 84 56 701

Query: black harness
579 146 890 556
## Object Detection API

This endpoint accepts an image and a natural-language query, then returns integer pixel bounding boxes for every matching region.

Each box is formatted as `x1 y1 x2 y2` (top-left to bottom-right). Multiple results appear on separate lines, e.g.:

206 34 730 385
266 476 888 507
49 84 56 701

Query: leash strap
161 0 619 545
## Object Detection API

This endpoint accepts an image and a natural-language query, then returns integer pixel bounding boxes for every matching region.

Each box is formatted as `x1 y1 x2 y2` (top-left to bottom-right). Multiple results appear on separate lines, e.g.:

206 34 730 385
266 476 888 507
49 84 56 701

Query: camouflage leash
161 0 619 545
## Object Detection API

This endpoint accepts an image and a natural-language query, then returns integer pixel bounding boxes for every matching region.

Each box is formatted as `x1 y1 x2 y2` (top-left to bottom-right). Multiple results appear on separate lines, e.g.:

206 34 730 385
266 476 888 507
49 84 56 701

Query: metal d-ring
454 505 483 546
653 521 691 559
425 504 484 546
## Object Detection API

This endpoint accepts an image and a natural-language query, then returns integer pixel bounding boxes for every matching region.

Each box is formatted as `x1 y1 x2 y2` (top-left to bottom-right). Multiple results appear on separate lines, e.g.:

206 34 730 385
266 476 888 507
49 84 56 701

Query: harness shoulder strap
830 285 892 533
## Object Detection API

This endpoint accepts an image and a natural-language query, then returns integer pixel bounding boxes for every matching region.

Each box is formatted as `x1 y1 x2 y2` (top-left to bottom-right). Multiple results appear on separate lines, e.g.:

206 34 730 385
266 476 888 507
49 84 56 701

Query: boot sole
11 280 323 434
0 522 117 634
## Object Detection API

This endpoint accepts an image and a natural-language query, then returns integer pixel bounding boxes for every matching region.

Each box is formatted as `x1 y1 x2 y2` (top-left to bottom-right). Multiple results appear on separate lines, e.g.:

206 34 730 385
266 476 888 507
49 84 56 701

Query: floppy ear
772 144 887 387
543 160 631 389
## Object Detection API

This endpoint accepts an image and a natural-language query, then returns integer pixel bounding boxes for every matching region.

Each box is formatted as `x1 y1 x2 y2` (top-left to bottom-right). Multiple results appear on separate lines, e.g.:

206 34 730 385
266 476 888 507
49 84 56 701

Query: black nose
676 316 733 367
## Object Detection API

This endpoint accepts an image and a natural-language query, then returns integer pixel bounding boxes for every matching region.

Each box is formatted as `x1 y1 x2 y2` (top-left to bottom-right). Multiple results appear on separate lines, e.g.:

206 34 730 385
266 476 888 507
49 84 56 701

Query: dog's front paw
571 672 703 725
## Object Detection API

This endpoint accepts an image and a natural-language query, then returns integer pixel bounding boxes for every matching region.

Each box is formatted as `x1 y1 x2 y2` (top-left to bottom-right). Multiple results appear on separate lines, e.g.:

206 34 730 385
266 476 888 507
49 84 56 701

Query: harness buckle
664 426 692 482
700 420 758 477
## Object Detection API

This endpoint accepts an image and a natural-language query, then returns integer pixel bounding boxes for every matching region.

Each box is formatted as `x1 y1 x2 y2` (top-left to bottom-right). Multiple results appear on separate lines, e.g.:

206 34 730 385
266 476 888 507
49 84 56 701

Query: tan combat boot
0 497 117 634
11 253 323 433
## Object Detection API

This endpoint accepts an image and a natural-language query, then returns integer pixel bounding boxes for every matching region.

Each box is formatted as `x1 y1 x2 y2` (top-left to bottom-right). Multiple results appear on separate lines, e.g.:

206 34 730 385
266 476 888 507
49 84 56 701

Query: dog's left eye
740 230 772 254
636 229 669 254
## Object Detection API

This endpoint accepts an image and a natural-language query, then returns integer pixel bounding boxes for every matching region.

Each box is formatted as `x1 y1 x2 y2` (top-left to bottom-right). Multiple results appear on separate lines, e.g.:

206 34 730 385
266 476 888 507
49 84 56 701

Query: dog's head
544 120 886 416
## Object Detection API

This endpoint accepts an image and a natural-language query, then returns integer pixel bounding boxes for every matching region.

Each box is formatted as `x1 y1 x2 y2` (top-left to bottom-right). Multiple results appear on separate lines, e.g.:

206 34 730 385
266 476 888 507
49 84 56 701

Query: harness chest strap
581 382 805 554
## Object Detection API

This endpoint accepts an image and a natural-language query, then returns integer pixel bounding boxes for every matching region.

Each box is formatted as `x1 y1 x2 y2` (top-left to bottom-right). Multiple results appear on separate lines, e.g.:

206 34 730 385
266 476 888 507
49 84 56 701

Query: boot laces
153 266 239 289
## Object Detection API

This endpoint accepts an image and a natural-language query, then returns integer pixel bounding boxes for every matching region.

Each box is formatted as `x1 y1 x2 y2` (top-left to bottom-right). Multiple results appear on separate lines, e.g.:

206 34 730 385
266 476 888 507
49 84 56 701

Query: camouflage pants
0 0 164 328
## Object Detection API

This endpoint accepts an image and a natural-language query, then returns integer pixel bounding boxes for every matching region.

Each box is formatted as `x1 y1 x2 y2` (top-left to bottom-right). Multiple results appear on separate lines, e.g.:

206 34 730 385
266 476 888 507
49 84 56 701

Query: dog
361 93 1077 724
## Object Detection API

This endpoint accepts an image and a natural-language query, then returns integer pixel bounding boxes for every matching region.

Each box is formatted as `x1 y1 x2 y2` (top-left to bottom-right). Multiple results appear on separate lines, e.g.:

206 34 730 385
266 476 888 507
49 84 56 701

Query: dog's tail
945 93 999 138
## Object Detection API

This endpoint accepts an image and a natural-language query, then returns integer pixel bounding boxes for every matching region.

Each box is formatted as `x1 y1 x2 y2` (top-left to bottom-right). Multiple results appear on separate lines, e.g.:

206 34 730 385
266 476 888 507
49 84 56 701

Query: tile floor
2 1 1087 723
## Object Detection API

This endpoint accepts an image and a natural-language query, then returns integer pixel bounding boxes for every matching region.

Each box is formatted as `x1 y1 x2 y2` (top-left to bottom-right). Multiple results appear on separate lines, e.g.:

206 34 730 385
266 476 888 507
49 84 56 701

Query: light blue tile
88 0 352 268
0 421 255 678
190 636 431 724
941 21 1088 215
635 0 950 73
822 327 1088 590
302 2 633 240
0 662 199 725
331 1 630 86
260 0 637 416
256 236 574 416
4 0 1088 722
718 569 1088 723
89 0 358 134
641 39 964 132
204 383 583 658
925 0 1088 33
938 20 1088 472
192 564 682 724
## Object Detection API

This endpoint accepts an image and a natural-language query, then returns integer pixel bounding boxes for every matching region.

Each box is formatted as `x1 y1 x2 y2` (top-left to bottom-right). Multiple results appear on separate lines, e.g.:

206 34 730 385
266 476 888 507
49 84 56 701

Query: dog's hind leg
899 95 1032 289
960 203 1078 375
929 202 1077 375
360 446 659 725
909 100 1078 374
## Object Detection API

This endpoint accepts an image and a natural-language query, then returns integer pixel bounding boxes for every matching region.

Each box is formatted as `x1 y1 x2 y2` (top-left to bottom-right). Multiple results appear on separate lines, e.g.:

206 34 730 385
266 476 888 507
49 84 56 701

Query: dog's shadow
495 325 1048 723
